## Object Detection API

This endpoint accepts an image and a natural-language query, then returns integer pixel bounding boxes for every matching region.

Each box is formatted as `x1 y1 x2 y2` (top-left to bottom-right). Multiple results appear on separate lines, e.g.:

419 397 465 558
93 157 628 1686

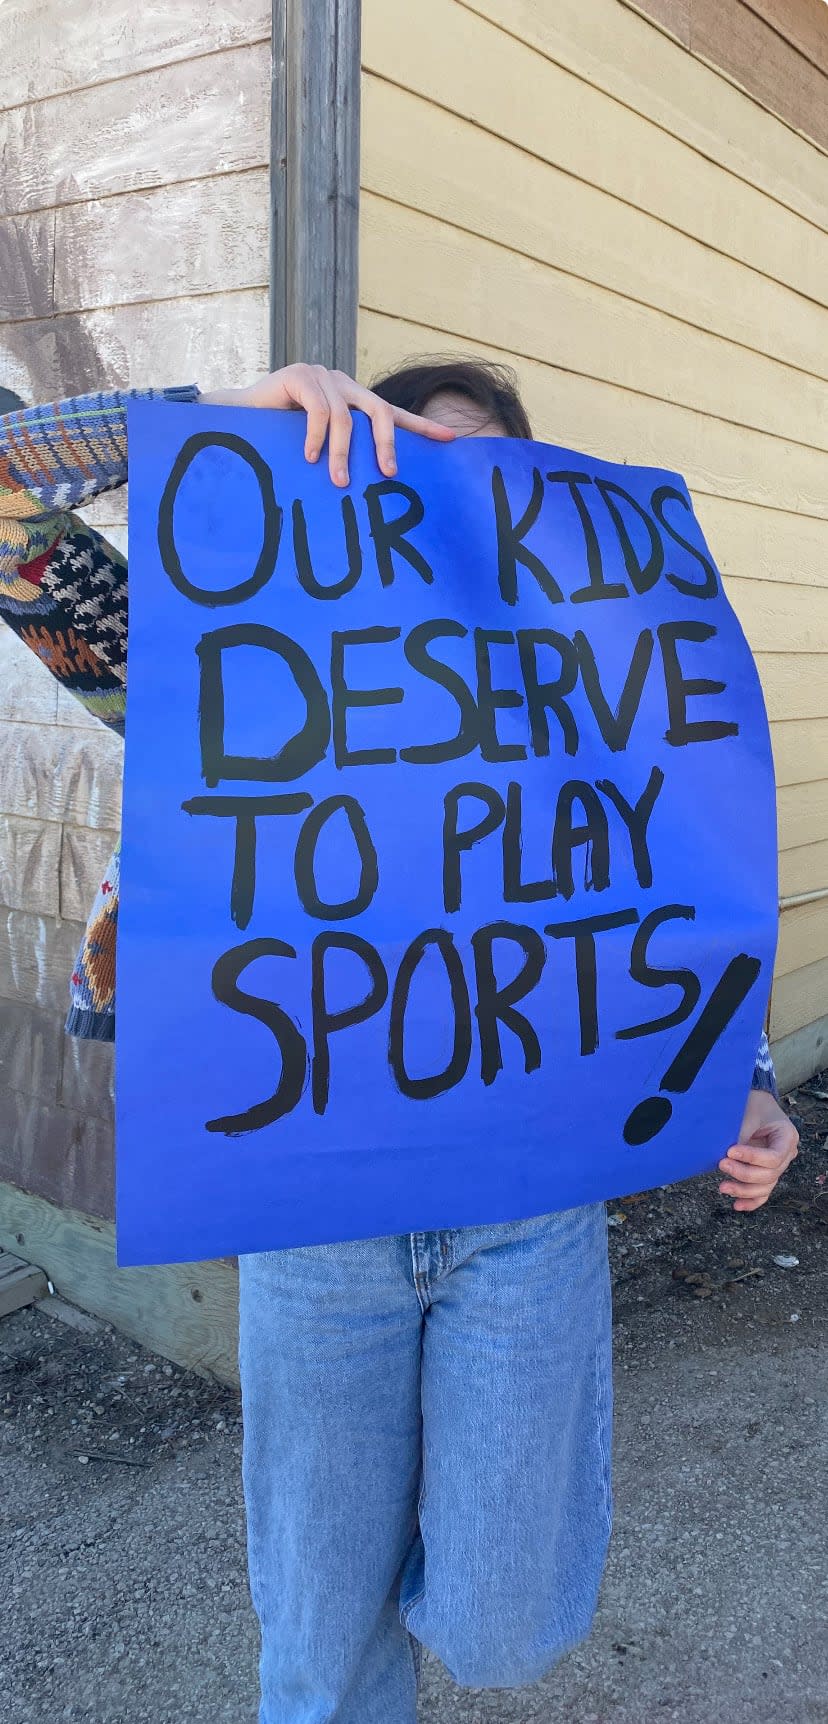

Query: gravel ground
2 1074 827 1724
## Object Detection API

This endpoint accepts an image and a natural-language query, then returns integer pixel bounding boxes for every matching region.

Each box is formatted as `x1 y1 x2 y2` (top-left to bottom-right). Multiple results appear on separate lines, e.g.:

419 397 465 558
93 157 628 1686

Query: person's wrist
198 385 249 407
747 1088 782 1121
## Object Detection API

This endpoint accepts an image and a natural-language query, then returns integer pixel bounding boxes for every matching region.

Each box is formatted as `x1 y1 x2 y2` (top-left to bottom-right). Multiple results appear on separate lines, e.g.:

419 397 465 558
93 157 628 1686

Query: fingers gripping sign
202 363 456 487
718 1090 800 1212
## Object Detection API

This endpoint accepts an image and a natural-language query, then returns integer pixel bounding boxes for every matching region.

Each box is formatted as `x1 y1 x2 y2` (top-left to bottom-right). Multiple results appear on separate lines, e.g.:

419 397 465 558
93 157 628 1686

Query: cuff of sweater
65 1003 116 1042
751 1031 779 1099
157 384 201 404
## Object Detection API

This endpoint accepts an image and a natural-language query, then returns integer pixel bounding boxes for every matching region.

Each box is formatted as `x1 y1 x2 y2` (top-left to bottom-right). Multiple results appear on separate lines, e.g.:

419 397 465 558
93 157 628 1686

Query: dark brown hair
371 355 531 440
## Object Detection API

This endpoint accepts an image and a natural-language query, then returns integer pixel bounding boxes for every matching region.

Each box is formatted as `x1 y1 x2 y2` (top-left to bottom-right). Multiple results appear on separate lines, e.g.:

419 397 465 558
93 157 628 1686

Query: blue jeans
238 1203 612 1723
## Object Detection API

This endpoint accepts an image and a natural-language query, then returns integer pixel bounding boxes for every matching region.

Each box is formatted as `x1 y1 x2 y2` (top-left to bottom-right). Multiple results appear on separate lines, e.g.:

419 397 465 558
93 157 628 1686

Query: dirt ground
2 1073 827 1724
605 1069 828 1315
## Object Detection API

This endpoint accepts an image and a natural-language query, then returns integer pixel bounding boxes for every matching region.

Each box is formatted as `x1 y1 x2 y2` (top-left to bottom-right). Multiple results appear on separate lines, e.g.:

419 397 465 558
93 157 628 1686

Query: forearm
0 384 198 727
0 384 198 577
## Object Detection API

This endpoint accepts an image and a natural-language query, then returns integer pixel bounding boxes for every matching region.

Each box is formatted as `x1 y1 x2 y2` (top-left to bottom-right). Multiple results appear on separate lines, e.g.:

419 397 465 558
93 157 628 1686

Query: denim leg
402 1203 612 1688
238 1236 424 1724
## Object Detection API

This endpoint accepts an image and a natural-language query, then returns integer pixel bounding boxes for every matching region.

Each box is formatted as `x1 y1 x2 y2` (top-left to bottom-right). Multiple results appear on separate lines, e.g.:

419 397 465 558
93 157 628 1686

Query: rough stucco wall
0 1 272 1216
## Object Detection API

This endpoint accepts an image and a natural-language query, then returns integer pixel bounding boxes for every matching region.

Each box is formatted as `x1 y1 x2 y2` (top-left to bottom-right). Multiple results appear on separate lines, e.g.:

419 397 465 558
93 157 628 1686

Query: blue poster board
117 402 777 1265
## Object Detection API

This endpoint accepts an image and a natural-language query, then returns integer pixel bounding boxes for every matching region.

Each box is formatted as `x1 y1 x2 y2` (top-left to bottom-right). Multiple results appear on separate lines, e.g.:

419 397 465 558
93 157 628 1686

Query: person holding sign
0 361 798 1721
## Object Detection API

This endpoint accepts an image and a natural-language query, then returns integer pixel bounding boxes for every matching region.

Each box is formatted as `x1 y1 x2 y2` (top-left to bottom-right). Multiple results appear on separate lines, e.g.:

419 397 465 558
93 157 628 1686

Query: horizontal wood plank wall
0 2 271 1217
624 0 828 148
359 0 828 1060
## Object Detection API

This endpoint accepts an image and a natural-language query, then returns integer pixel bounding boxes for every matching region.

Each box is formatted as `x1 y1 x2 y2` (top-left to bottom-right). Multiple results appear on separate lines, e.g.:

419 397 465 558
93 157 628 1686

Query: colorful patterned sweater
0 389 779 1095
0 387 196 1037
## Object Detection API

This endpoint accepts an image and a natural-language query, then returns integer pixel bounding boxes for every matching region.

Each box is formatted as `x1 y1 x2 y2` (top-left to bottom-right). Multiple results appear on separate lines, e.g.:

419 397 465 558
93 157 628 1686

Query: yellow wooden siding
362 77 828 381
771 955 828 1039
465 0 828 220
780 841 828 899
772 721 828 789
362 0 828 293
360 0 828 1052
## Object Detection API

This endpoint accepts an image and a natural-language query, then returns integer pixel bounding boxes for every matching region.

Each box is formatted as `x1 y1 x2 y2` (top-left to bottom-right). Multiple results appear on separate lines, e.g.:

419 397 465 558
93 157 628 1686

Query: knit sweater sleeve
751 1030 779 1098
0 386 198 731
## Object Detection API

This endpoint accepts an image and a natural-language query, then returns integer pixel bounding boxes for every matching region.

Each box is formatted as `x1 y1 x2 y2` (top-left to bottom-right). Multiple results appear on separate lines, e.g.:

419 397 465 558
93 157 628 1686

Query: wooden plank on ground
362 77 828 381
0 1250 48 1318
691 0 828 149
364 0 828 298
359 310 828 518
0 1183 239 1385
360 196 828 452
455 0 828 229
0 43 270 217
52 171 269 316
0 0 270 108
0 289 269 400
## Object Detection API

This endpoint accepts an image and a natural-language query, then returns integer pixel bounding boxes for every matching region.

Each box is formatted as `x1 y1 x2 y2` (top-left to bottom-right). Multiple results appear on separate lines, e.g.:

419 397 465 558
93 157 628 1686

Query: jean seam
400 1444 429 1632
410 1231 430 1312
407 1627 423 1689
400 1581 427 1631
594 1214 614 1536
594 1345 612 1533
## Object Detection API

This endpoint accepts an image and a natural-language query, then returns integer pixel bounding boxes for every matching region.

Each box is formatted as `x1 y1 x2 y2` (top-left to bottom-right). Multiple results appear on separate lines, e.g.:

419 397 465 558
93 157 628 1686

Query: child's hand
718 1089 799 1213
200 364 455 487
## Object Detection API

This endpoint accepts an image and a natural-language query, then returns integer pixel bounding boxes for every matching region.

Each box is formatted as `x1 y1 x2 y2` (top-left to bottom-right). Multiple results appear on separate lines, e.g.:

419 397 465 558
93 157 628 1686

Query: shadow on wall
1 301 108 401
0 214 108 395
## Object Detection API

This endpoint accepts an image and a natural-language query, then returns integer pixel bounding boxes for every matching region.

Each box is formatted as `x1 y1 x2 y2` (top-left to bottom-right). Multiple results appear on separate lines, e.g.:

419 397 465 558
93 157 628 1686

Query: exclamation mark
623 953 762 1146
